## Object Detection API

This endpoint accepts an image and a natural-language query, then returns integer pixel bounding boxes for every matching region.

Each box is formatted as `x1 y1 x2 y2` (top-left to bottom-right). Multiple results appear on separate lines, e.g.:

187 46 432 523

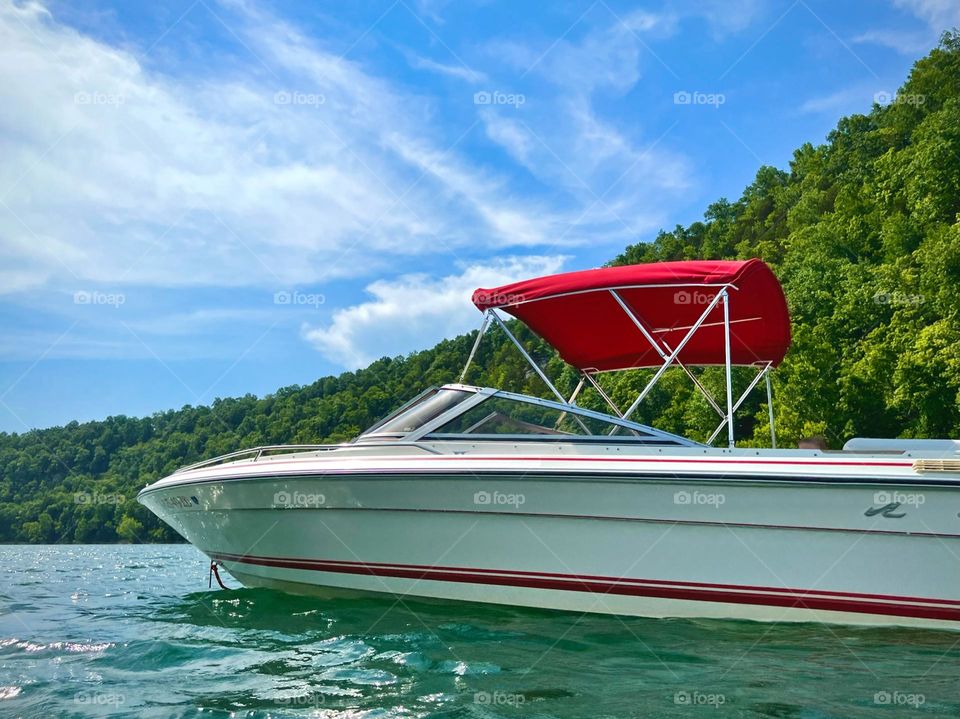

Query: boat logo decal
865 502 906 519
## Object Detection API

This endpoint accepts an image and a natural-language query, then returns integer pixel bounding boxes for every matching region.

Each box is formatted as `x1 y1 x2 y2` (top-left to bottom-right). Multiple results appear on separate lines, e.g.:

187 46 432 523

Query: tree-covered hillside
2 33 959 543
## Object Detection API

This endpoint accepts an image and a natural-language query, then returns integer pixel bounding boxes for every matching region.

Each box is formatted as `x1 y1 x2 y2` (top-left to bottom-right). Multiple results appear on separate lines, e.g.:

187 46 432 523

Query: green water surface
1 545 957 718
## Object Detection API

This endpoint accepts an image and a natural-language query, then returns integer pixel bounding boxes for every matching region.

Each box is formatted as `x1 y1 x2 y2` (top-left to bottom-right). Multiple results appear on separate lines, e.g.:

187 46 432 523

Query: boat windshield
359 386 696 446
365 388 472 436
430 396 620 436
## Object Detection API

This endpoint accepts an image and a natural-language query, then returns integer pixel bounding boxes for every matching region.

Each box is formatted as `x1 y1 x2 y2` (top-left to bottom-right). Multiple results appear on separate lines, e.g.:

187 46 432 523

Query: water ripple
3 545 960 718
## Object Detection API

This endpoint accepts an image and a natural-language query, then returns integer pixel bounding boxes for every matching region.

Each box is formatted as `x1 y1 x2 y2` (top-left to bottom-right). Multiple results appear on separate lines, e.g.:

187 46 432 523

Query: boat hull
138 462 960 629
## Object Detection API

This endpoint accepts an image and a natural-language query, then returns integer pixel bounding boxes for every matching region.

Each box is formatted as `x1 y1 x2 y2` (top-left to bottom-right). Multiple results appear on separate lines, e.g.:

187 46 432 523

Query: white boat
138 259 960 629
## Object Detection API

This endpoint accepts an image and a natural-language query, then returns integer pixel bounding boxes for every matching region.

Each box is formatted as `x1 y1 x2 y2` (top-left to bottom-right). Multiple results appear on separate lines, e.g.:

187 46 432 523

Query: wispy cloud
799 84 880 114
852 28 934 55
0 1 569 298
302 255 567 369
407 52 487 83
894 0 960 30
855 0 960 55
476 7 691 237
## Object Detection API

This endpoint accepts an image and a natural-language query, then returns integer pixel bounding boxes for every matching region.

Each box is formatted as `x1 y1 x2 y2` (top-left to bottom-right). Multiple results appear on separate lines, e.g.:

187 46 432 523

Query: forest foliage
2 34 959 543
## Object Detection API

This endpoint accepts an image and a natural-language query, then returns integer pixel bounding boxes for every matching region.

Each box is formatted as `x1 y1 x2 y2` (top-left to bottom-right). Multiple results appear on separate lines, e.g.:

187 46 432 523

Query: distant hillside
2 32 958 543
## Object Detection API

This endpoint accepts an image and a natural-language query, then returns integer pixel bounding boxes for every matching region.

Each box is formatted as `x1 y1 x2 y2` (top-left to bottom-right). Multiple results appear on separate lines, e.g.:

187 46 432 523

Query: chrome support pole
488 311 566 404
584 373 623 417
610 289 725 419
555 377 586 429
609 290 668 360
722 289 735 448
671 355 725 417
707 362 769 445
488 312 591 434
765 368 777 449
459 312 490 383
620 288 728 422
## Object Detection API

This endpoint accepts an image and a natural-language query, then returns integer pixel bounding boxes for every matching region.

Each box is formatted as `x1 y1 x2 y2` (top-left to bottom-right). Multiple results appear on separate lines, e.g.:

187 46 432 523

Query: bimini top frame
463 259 791 448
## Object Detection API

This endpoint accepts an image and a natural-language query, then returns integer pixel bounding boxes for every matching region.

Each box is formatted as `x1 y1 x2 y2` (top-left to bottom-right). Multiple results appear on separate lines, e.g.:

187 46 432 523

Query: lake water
1 544 959 718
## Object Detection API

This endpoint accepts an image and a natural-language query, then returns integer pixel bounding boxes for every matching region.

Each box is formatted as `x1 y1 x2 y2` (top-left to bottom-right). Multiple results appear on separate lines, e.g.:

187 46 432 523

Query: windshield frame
357 385 489 440
358 384 699 447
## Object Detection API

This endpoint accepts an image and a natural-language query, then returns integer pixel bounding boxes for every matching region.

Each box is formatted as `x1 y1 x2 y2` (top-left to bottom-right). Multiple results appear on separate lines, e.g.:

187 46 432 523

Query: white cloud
477 10 691 238
493 8 668 95
852 29 933 55
894 0 960 30
855 0 959 55
388 133 574 247
407 53 487 83
680 0 764 36
0 1 574 296
302 255 567 369
483 114 535 164
799 85 880 114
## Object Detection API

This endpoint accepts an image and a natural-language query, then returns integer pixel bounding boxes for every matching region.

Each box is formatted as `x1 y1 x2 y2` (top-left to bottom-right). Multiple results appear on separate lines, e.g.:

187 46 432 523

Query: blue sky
0 0 956 433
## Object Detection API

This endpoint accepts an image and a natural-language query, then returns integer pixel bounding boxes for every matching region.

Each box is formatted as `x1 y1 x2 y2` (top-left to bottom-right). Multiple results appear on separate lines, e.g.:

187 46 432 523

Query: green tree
116 515 144 544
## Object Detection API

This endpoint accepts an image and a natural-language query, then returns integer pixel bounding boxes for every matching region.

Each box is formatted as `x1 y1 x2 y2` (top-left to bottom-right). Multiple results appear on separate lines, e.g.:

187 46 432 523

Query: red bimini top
472 259 791 372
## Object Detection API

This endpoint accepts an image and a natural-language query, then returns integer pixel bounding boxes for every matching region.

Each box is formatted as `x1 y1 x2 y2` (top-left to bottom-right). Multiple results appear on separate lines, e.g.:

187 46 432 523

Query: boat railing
174 444 348 474
174 439 445 474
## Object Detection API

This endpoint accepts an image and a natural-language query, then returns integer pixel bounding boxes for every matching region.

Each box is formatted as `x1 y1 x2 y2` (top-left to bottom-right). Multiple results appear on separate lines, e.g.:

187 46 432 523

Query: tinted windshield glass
430 396 638 437
369 389 472 435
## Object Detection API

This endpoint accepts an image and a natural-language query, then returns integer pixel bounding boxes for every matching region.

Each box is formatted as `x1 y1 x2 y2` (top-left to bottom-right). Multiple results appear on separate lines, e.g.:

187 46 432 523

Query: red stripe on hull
211 552 960 622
